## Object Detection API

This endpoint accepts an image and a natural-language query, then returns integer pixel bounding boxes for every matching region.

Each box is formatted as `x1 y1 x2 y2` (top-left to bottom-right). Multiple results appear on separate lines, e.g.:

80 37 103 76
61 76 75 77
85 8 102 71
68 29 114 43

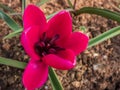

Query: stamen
34 33 64 57
54 46 65 51
42 52 46 56
48 48 56 53
50 34 59 44
46 43 50 48
38 42 45 47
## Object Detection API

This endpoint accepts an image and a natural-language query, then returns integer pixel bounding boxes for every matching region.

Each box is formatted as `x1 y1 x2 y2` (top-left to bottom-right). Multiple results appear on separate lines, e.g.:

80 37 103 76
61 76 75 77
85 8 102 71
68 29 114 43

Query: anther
38 42 45 47
48 48 56 53
50 34 59 44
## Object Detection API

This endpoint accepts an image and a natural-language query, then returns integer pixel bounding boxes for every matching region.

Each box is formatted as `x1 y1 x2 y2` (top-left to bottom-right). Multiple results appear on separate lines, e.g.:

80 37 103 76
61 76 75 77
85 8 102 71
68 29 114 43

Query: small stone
72 81 80 88
7 77 15 84
93 53 99 57
2 43 10 50
24 55 29 60
71 73 75 80
44 85 48 90
103 55 108 59
76 72 82 80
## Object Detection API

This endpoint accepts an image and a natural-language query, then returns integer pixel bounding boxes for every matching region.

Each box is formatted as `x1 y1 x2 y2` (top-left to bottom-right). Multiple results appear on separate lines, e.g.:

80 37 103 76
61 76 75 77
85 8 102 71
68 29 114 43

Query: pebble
7 77 15 84
76 72 82 80
71 73 75 80
72 81 80 88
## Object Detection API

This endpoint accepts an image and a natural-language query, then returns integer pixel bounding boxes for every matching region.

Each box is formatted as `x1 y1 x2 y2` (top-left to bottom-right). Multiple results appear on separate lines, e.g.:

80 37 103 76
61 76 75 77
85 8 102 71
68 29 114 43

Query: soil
0 0 120 90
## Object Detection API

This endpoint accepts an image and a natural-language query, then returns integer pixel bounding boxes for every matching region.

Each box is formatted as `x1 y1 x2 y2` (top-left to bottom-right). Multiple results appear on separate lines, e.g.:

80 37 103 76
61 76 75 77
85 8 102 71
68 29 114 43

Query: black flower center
34 32 64 57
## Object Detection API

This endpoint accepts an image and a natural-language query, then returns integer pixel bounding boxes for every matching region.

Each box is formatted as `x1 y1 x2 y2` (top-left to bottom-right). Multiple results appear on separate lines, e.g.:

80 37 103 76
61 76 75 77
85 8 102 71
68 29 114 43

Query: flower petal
23 5 46 29
65 32 89 55
22 59 48 90
43 49 76 70
21 26 43 60
46 10 72 45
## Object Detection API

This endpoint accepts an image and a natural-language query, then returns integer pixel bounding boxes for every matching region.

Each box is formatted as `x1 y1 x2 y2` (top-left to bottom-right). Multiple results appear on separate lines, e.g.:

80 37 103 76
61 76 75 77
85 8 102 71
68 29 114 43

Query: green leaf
0 4 22 19
88 26 120 48
36 0 49 6
22 0 26 14
0 57 27 69
67 0 74 9
79 26 86 32
46 12 57 20
49 67 63 90
4 28 23 39
0 10 21 31
0 4 14 13
75 7 120 23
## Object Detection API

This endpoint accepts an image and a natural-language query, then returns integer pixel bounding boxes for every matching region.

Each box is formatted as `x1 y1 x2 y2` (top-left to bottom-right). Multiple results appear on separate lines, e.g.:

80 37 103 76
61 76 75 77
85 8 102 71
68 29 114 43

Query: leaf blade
4 28 23 39
49 67 63 90
0 10 21 31
0 57 27 69
36 0 49 6
88 26 120 48
75 7 120 22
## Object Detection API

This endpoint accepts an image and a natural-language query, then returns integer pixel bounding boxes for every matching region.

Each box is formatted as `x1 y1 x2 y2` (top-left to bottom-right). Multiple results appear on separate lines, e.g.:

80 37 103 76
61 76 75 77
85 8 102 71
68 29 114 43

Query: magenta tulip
21 5 89 90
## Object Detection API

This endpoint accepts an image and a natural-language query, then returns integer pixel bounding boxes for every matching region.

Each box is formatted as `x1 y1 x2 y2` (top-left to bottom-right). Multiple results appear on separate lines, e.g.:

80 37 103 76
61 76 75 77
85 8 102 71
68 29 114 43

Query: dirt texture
0 0 120 90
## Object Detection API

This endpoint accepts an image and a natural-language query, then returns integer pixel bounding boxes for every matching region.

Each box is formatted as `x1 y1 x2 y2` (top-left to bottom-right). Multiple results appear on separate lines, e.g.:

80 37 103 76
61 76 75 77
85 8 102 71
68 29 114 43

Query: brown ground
0 0 120 90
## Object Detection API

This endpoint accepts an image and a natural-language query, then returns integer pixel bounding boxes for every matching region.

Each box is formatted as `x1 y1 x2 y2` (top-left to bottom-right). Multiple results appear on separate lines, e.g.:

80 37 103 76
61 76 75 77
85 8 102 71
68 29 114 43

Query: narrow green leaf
0 10 21 31
88 26 120 48
0 4 22 19
0 4 14 13
22 0 26 14
46 12 57 20
75 7 120 23
0 57 27 69
4 28 23 39
49 67 63 90
36 0 49 6
67 0 74 9
79 26 86 32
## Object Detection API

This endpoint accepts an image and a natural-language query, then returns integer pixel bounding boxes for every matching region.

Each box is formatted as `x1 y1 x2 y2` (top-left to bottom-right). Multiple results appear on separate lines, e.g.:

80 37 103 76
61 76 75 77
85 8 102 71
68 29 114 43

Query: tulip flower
21 5 89 90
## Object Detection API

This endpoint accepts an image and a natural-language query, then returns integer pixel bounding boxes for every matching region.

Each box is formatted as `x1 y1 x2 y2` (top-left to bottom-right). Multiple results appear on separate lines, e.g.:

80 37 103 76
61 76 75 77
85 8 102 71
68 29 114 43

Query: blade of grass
36 0 49 6
0 10 21 31
4 28 23 39
0 4 22 19
22 0 26 14
0 4 14 13
67 0 74 9
79 26 86 32
0 57 27 69
75 7 120 23
49 67 63 90
88 26 120 48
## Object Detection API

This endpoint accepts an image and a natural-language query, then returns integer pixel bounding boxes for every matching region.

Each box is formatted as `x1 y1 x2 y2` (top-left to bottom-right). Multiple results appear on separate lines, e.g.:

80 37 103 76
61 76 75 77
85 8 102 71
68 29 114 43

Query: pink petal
46 10 72 46
65 32 89 55
21 26 43 60
43 49 76 70
22 59 48 90
23 5 46 29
